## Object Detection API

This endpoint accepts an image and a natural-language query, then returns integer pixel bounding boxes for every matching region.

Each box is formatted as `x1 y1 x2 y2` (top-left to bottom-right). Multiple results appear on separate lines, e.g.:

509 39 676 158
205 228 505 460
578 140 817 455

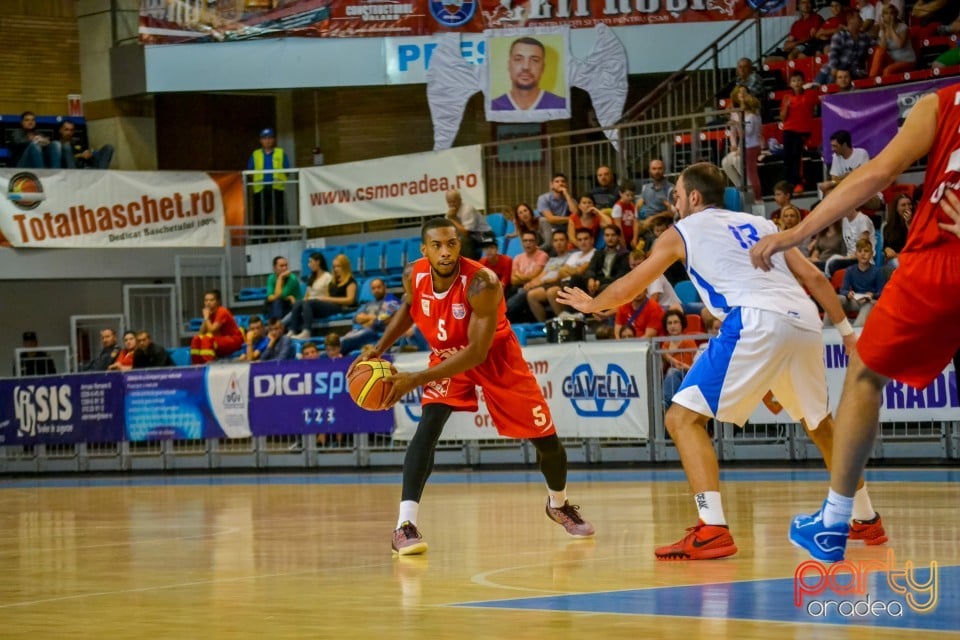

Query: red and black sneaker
849 512 888 545
654 520 738 560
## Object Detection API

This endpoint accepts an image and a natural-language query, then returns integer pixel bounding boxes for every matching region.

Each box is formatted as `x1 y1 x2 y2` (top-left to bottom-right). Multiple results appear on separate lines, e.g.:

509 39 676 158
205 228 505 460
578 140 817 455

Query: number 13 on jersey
728 223 760 249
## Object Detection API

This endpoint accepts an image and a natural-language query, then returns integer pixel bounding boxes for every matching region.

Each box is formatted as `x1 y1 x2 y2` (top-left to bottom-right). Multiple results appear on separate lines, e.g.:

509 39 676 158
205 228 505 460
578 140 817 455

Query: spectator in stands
445 188 493 260
868 4 916 77
265 256 300 321
515 230 571 322
910 0 959 39
509 202 554 251
189 289 245 364
766 0 824 61
57 121 113 169
133 331 173 368
590 165 619 209
721 89 764 203
545 227 596 318
661 310 698 409
289 252 333 329
835 67 855 92
931 16 960 69
809 219 846 270
261 317 295 361
286 254 358 339
815 12 873 84
340 278 400 354
614 289 663 339
83 328 120 371
636 159 676 244
536 173 578 233
239 315 268 361
882 193 912 271
324 332 343 359
509 230 549 299
17 331 56 377
834 238 885 326
568 193 610 246
819 130 883 210
479 238 512 289
770 181 801 224
813 0 848 52
576 225 630 298
854 0 877 38
11 111 59 169
825 208 877 276
629 248 682 313
247 127 289 227
780 72 818 193
733 57 765 101
611 180 639 250
108 332 137 371
300 341 320 360
618 325 637 339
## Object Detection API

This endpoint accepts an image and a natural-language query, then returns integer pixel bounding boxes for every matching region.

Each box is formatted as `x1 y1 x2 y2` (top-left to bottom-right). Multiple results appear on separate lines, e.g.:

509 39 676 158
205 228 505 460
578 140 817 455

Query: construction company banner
749 329 959 424
0 373 124 446
299 144 484 226
392 340 650 441
820 76 959 166
140 0 784 43
0 170 244 249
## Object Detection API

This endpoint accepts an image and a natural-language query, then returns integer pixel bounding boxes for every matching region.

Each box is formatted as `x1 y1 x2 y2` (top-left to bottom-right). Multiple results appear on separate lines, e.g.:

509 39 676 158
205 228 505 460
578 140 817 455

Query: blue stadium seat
723 187 743 212
404 236 422 265
513 323 546 346
486 213 507 237
504 220 516 237
503 236 523 258
167 347 191 367
361 241 385 277
237 287 267 302
188 317 203 332
321 246 341 271
356 277 375 304
341 243 363 272
675 280 701 305
383 238 406 287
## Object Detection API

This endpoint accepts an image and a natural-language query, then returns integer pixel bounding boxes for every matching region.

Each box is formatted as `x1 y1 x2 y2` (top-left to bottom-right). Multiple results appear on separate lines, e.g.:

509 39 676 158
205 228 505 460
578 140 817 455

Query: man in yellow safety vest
247 127 290 228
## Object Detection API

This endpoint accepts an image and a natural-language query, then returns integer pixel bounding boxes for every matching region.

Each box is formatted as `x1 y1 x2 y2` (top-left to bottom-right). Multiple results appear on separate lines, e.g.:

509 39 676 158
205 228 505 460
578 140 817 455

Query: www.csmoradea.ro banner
0 170 244 248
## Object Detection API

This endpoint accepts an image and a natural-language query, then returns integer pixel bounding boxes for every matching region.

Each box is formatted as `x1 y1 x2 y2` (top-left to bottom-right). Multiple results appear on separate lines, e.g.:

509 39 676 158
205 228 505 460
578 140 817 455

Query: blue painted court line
0 468 957 489
454 565 960 632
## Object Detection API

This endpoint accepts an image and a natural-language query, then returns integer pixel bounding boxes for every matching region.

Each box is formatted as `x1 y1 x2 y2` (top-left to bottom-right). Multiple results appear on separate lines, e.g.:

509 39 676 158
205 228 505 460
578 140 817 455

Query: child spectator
836 238 885 327
479 239 513 289
611 180 638 250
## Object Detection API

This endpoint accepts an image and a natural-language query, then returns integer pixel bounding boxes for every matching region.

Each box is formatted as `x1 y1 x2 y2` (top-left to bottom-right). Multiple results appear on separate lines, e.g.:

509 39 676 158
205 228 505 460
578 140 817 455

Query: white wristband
836 318 854 337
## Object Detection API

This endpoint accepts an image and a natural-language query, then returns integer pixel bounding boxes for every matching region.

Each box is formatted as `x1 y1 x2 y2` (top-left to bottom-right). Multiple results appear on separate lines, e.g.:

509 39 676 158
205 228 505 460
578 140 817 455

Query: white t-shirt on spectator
649 275 682 308
830 147 870 178
842 212 876 255
564 248 595 271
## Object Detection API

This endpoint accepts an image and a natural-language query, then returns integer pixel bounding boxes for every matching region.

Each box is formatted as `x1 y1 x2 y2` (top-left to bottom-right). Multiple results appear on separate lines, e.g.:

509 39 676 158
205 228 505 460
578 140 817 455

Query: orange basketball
348 359 396 411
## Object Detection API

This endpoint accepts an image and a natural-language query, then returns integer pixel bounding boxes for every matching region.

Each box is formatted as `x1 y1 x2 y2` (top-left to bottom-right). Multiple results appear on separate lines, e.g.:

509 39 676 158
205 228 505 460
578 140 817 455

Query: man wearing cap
247 127 290 228
17 331 56 377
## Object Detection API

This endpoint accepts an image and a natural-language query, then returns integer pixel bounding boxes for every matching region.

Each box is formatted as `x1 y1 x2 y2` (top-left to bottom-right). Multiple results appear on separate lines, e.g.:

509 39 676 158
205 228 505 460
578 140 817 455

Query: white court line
0 525 241 554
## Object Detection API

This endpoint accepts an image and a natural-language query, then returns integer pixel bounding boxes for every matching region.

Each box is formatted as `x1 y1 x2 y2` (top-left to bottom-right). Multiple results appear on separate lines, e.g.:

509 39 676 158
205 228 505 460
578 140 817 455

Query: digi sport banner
140 0 784 43
0 170 243 249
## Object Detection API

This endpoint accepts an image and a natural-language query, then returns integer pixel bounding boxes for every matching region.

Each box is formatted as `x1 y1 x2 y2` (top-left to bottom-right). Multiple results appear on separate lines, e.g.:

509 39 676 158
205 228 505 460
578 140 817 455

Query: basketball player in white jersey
557 162 886 560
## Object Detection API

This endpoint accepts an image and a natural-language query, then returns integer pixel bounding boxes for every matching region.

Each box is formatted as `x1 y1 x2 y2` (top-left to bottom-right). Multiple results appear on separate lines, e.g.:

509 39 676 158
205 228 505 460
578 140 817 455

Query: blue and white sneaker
789 502 850 563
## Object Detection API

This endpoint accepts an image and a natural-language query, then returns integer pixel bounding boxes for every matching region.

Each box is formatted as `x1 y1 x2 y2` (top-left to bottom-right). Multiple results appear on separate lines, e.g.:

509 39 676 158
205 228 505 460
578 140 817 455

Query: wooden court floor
0 468 957 640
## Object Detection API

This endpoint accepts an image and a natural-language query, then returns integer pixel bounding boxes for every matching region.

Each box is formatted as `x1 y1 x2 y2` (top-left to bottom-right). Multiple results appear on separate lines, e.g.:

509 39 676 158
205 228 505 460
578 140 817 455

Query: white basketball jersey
673 207 821 330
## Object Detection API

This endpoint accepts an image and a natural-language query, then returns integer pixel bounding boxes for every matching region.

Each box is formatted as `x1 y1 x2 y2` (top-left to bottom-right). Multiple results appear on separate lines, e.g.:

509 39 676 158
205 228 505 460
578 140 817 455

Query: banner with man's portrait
485 28 571 123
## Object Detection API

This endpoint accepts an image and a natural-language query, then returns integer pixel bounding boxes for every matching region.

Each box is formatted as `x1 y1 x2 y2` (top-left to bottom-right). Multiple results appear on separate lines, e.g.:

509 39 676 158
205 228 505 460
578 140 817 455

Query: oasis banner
0 170 244 249
392 340 651 441
299 144 484 227
139 0 783 43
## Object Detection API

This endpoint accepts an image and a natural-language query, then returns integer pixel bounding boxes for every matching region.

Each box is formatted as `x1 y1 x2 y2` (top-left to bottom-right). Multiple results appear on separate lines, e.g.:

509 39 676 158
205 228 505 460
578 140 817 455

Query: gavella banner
298 145 485 227
0 170 244 248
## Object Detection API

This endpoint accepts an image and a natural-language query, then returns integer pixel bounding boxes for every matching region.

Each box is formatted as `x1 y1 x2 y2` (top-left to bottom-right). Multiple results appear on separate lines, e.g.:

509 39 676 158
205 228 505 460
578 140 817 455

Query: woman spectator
286 254 358 339
107 332 137 371
779 205 813 258
661 310 698 409
882 193 912 271
809 219 845 271
721 88 764 202
508 202 554 252
567 194 610 246
868 4 916 77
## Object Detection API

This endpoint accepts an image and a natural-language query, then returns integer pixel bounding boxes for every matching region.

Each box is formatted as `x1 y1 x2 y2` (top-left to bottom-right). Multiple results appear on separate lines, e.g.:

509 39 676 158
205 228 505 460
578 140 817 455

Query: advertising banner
299 144 484 226
392 341 650 441
749 329 959 424
820 76 958 165
0 170 243 249
0 373 124 445
248 359 394 435
140 0 782 43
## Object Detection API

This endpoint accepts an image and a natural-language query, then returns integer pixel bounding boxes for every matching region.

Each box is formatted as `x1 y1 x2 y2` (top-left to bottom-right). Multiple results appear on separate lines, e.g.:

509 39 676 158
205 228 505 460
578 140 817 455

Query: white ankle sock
852 485 876 521
548 488 567 508
398 500 419 528
695 491 726 525
823 489 854 528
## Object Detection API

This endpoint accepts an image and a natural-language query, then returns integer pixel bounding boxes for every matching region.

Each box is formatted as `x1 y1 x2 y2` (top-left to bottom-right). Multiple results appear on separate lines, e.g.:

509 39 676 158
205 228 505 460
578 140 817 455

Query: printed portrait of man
490 36 567 112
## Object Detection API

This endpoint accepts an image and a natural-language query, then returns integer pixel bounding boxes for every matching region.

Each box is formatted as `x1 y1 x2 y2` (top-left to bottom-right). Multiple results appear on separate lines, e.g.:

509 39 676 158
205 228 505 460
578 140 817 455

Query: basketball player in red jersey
751 83 960 561
352 218 594 555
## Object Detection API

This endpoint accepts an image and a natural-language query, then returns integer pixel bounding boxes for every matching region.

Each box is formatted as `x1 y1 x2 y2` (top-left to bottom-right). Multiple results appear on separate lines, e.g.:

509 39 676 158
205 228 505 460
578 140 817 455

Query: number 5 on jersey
437 319 447 342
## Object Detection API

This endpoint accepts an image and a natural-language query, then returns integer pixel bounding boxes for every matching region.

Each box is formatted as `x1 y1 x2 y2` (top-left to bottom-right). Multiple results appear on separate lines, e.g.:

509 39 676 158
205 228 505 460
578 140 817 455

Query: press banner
299 145 484 227
392 341 650 441
0 373 124 446
140 0 781 43
749 329 959 424
0 170 244 248
820 76 959 166
247 359 394 435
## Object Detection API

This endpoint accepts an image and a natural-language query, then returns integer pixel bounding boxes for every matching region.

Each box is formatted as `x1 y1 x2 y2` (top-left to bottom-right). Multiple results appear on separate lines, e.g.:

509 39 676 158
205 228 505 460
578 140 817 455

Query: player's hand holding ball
348 356 397 411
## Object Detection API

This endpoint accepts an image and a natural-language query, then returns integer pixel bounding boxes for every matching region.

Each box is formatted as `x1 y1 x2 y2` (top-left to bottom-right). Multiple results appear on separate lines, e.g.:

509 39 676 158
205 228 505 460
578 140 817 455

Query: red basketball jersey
408 256 512 360
904 83 960 257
